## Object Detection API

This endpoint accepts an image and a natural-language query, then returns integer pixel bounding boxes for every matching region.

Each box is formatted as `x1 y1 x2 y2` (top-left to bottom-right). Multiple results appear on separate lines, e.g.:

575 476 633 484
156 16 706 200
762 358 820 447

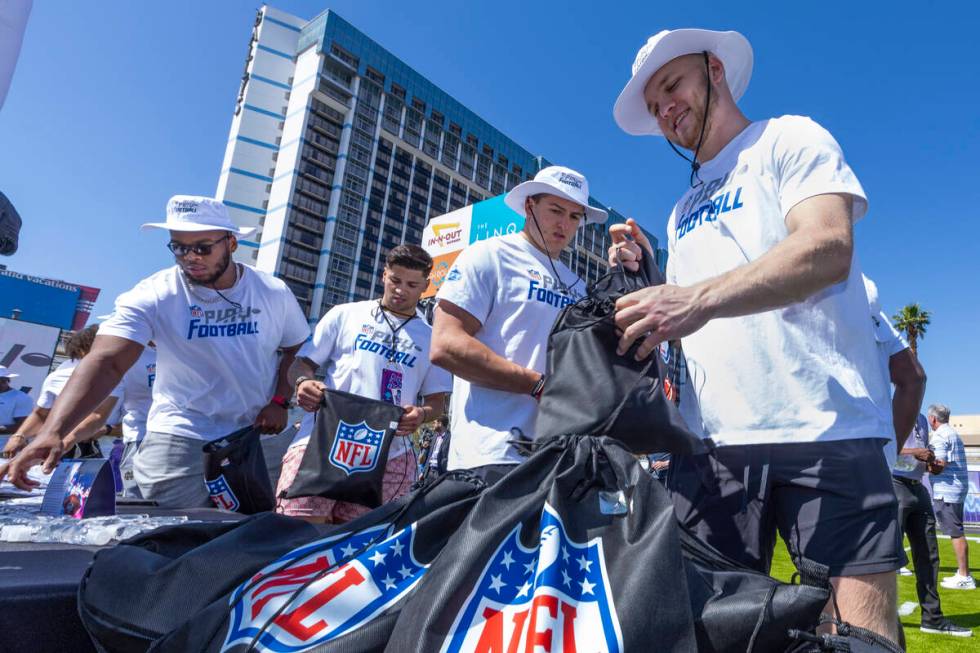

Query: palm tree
892 304 931 357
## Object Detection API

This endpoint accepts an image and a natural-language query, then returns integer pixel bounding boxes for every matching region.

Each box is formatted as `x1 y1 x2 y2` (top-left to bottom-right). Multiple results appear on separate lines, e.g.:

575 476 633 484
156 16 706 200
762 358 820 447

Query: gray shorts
667 438 905 577
932 499 965 538
133 431 212 509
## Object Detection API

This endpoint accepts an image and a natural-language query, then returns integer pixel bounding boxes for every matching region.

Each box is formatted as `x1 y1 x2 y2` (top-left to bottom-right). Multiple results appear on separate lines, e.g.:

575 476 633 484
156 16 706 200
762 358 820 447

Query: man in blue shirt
927 404 974 590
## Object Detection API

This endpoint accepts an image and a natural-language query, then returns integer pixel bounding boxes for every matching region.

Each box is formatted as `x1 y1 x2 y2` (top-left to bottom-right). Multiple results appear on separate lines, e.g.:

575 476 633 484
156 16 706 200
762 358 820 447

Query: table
0 506 244 653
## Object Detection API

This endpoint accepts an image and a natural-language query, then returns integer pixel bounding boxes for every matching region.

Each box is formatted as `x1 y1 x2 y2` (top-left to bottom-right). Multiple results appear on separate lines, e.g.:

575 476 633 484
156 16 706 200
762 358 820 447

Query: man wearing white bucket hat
1 196 310 508
431 166 606 483
0 365 31 437
609 30 902 641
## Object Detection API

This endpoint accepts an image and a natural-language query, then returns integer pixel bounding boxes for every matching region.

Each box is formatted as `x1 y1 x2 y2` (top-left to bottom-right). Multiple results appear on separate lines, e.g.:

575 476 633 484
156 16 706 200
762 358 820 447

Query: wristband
271 394 292 409
530 375 546 400
295 376 314 393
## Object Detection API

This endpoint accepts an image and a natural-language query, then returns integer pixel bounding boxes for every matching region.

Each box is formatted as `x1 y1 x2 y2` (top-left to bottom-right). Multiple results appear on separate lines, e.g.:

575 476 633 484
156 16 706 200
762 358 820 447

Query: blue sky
1 1 977 413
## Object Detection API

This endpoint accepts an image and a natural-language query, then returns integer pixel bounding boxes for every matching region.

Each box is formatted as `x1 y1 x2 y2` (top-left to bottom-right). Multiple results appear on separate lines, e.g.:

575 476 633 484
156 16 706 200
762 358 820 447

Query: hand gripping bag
202 426 275 514
285 390 404 508
78 472 485 653
533 254 706 456
384 436 832 653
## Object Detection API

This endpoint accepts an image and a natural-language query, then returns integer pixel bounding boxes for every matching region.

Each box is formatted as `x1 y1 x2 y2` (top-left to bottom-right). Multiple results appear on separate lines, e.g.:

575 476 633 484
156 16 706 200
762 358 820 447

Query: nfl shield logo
329 420 386 475
205 475 240 512
441 502 623 652
222 523 427 652
189 304 204 318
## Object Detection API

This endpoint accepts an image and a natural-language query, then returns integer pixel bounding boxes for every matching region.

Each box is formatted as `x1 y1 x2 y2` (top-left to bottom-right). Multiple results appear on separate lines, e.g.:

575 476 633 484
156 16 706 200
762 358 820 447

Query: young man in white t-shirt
0 366 32 438
609 29 902 641
110 344 156 497
431 166 607 483
0 196 310 508
277 244 451 523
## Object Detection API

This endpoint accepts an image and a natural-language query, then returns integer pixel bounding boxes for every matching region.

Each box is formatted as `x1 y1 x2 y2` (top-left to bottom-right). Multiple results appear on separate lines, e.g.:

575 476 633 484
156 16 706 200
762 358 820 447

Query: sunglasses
167 234 230 257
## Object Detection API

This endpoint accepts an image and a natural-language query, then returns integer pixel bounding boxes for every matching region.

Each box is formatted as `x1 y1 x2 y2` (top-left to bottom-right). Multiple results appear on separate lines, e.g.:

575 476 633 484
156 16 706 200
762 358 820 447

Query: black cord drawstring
665 51 713 188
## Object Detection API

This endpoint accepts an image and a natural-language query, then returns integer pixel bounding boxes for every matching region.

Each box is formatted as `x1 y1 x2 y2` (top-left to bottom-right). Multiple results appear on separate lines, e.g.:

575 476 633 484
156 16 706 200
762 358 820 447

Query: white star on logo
562 569 572 587
369 550 386 567
576 555 593 573
398 565 413 579
340 543 357 558
390 540 404 557
488 574 505 593
562 546 570 562
516 582 532 598
382 575 397 590
579 578 596 596
523 561 536 576
500 550 515 570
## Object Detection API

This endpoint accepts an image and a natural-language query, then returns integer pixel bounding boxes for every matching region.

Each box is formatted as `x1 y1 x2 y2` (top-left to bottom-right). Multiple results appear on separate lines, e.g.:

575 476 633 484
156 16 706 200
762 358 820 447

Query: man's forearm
696 221 852 322
420 393 448 420
892 384 924 450
286 356 317 391
275 346 301 398
63 397 117 445
38 350 128 440
432 333 538 394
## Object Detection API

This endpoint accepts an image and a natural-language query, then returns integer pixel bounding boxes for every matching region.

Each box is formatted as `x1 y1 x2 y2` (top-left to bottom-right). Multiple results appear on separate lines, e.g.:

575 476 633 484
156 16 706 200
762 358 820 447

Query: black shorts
932 499 965 538
667 438 905 577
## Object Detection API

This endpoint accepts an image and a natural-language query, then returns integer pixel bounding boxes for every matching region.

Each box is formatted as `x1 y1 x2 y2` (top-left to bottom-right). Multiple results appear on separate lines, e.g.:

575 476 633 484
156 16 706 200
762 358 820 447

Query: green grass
770 537 979 651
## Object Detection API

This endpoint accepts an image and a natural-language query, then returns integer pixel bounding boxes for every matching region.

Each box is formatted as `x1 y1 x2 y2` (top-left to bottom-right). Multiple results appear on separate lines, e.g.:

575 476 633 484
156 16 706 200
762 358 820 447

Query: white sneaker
898 566 914 576
941 574 977 590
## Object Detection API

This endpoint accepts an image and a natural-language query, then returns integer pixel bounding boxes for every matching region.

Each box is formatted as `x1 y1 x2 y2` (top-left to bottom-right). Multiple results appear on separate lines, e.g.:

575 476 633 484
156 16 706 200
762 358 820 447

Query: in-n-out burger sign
426 222 463 249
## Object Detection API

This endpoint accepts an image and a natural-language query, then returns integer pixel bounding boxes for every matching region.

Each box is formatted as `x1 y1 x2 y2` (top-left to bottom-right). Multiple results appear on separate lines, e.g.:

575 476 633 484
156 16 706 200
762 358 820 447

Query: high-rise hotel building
217 6 661 319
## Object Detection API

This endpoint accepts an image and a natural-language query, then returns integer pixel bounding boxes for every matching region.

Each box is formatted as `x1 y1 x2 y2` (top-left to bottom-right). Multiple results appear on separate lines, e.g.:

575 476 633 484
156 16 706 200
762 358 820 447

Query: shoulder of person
244 265 291 293
117 266 180 304
766 115 842 152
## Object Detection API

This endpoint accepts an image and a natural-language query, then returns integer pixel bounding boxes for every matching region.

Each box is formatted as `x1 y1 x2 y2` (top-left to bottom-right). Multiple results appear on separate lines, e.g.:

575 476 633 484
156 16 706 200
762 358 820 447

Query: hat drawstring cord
665 51 712 188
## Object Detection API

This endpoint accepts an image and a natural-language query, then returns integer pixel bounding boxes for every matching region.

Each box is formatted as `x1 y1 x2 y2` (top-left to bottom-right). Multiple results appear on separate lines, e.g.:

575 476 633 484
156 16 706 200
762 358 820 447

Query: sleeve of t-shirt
435 243 497 325
298 306 343 369
98 282 158 346
774 116 869 223
874 310 908 357
420 362 453 396
278 287 312 349
35 373 59 410
930 432 950 460
13 392 33 418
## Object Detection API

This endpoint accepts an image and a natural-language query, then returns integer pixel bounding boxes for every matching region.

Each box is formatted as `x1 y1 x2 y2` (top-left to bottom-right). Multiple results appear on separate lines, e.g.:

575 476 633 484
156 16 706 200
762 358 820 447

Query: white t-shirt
666 115 892 447
37 359 123 410
290 300 452 457
864 275 908 464
0 388 32 428
115 347 157 444
99 265 310 441
436 232 584 469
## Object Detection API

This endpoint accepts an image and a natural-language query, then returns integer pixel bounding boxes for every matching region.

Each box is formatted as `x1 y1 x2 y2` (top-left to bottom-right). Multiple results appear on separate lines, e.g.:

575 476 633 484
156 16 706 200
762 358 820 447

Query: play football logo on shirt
675 171 746 240
352 323 421 368
186 304 263 340
440 503 622 653
526 269 580 310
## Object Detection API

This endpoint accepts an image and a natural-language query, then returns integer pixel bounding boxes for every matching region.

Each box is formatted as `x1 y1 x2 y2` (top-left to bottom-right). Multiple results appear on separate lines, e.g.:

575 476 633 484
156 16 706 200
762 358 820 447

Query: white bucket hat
504 166 608 225
614 28 753 136
142 195 256 236
0 365 18 379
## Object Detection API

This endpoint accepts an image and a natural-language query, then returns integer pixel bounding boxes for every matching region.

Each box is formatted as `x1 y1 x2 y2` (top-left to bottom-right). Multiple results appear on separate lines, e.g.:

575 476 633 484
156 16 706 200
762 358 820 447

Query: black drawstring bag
82 473 486 653
535 251 707 455
202 426 274 515
284 389 404 508
385 436 830 653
